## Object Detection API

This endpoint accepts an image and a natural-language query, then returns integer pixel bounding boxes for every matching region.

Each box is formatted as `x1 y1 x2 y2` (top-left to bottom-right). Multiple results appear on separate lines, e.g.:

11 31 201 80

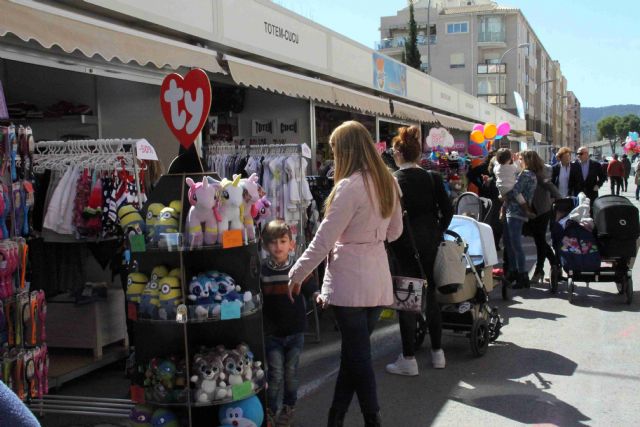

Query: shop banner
278 119 298 134
426 127 454 148
252 119 274 137
372 53 407 97
0 81 7 120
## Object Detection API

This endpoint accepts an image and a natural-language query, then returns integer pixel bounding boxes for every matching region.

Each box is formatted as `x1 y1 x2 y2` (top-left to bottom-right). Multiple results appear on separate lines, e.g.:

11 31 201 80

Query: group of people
255 122 640 427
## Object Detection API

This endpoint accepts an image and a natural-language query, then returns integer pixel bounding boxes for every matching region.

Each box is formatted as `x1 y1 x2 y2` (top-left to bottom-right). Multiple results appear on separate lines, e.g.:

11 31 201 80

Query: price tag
301 143 312 159
135 139 158 161
220 301 241 320
127 302 138 321
231 381 253 401
222 230 243 249
129 234 146 253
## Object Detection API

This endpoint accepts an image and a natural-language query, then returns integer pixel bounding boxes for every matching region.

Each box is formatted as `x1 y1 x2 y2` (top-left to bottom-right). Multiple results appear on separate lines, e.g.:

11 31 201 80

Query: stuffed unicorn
186 176 221 247
251 196 271 231
240 174 260 241
218 175 244 242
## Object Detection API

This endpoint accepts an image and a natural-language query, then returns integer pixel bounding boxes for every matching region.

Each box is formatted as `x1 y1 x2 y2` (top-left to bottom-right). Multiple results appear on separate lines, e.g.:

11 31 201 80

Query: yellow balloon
470 130 484 143
484 123 498 140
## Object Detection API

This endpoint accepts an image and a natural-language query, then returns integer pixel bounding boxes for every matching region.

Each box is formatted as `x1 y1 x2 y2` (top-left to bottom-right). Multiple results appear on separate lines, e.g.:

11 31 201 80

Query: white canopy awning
0 0 225 75
331 84 391 117
433 112 475 132
392 100 437 124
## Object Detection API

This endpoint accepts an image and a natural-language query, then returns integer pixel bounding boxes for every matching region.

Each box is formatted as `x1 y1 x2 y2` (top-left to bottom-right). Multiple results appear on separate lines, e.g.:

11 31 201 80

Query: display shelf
1 114 98 125
134 303 262 324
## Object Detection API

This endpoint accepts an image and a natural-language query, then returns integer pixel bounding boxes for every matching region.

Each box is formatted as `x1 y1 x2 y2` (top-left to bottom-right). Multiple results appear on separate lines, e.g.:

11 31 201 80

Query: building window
477 63 506 74
446 22 469 34
450 53 465 68
478 16 505 42
477 75 506 97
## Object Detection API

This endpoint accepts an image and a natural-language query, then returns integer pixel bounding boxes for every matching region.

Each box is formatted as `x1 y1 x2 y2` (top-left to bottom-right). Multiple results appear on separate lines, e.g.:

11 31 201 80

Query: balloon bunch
468 122 511 157
624 131 640 154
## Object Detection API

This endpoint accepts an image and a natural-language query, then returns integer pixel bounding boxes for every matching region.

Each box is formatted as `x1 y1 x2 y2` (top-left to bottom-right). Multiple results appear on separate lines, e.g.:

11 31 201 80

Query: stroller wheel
488 308 502 342
501 278 510 301
470 318 489 357
550 265 560 294
567 278 575 304
623 277 633 305
414 313 427 349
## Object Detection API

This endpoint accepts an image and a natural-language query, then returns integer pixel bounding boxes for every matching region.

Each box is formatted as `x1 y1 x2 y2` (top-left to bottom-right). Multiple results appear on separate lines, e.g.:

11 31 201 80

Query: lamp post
498 43 530 107
426 0 432 74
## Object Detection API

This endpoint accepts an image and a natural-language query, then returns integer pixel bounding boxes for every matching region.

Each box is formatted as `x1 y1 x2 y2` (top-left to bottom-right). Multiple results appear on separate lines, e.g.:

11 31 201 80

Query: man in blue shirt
570 146 606 202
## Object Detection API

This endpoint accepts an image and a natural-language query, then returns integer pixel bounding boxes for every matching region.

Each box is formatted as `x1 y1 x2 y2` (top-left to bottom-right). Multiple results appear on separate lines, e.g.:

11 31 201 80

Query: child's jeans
266 333 304 413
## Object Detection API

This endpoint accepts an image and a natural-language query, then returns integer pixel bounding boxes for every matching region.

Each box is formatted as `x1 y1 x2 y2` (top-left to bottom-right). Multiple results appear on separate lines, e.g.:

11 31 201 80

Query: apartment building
566 91 581 150
379 0 580 149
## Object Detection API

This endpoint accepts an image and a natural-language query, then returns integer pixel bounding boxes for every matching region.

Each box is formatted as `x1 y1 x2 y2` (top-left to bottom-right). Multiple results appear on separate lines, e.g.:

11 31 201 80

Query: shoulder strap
399 196 427 280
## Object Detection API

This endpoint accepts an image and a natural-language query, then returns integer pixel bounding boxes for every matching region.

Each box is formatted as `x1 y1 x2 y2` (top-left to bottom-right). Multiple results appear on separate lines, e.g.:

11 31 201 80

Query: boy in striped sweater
261 220 318 427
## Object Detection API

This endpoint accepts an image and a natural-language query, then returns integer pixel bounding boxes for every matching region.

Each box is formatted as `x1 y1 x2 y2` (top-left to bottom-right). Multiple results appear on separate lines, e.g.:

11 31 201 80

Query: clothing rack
33 139 142 204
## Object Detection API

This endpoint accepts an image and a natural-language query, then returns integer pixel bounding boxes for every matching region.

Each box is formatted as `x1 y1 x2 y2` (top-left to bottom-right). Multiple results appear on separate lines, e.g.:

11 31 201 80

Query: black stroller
551 195 638 304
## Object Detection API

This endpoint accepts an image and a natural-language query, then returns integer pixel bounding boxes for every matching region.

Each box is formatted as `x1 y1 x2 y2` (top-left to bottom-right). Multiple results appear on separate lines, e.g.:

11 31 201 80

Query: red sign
160 69 212 149
375 142 387 154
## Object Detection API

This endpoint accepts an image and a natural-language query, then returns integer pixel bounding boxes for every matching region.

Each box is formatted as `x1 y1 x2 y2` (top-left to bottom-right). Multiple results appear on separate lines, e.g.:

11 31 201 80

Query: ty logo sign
160 69 212 149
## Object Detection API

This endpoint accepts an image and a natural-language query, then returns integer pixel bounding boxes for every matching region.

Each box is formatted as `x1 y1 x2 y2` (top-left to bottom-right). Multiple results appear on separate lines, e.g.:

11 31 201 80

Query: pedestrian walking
503 150 541 289
385 126 453 376
467 151 502 249
552 147 576 198
525 163 561 284
635 161 640 200
571 147 606 202
622 153 631 192
607 154 624 196
288 120 403 427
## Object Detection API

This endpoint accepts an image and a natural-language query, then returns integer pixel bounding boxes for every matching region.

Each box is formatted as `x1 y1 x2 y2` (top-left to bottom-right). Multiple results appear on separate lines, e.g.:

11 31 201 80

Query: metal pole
427 0 431 74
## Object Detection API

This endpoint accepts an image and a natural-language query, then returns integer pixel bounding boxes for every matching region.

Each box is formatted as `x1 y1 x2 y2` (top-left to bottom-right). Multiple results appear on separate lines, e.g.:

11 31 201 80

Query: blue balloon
494 134 503 140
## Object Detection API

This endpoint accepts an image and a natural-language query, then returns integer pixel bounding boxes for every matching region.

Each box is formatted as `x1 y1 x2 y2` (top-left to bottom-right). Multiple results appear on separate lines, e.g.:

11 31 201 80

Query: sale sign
160 69 212 149
426 127 454 149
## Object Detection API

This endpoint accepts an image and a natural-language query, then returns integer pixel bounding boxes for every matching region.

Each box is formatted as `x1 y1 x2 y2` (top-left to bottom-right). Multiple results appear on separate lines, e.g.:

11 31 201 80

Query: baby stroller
551 195 639 304
416 215 503 356
454 192 493 223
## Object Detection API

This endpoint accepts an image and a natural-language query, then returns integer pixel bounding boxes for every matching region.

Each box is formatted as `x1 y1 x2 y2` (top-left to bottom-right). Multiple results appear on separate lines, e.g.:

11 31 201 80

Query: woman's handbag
433 231 466 295
386 204 427 313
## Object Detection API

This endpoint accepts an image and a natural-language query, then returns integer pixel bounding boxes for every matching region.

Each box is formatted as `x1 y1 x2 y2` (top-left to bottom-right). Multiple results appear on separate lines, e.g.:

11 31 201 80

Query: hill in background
580 104 640 142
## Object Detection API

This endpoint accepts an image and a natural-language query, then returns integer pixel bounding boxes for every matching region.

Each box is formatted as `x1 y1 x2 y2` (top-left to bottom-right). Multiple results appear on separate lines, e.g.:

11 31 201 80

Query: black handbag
386 199 427 313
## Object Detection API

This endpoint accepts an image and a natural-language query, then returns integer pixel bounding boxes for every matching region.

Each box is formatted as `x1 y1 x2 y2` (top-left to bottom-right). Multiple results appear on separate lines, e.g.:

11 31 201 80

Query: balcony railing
376 35 436 50
477 63 506 74
478 31 506 43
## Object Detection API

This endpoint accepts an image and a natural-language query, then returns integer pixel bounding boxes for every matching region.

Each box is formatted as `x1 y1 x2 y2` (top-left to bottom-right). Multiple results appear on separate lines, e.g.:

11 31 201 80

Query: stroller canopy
447 215 499 267
455 192 492 222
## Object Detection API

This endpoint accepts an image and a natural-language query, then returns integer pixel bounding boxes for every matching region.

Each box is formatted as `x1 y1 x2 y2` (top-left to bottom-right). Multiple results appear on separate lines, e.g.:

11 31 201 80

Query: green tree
404 1 421 70
597 115 621 153
617 114 640 142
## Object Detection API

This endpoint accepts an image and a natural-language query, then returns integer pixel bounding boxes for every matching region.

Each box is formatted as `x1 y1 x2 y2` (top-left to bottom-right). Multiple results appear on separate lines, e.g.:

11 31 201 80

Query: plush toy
118 204 145 236
158 276 182 321
222 350 245 386
241 291 255 315
218 174 244 241
240 173 260 241
168 268 182 279
157 359 177 390
150 408 179 427
191 354 228 403
140 266 168 319
145 202 165 244
151 265 170 282
235 343 264 383
169 200 182 217
129 404 154 427
218 396 264 427
126 272 148 303
185 176 221 247
251 195 272 230
187 275 215 320
155 207 179 246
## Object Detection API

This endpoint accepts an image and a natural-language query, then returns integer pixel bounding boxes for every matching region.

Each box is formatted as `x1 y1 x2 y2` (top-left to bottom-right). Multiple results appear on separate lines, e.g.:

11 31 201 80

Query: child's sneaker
276 405 295 427
431 349 446 369
385 354 419 376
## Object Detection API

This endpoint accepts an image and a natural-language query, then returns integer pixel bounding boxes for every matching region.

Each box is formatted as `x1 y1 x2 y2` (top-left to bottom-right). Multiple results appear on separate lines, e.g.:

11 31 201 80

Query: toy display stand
130 168 267 427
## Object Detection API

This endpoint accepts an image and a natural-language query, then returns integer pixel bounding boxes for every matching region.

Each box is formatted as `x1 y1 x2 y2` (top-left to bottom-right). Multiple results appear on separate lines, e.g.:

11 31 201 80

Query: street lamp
426 0 432 74
498 43 530 107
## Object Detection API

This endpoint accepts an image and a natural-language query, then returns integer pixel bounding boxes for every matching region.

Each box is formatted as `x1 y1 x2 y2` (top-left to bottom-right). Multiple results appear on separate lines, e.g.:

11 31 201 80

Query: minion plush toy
126 272 149 303
150 408 179 427
139 265 169 319
155 207 179 247
169 200 182 217
129 404 153 427
158 276 182 321
118 205 145 237
145 203 165 244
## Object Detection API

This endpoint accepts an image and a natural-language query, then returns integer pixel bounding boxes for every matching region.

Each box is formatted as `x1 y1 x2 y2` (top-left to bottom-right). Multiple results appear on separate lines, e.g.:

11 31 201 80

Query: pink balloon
497 122 511 136
472 124 484 132
468 144 483 157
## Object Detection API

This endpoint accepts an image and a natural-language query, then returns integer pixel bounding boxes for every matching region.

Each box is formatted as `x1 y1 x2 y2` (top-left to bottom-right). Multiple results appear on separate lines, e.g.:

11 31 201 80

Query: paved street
294 188 640 427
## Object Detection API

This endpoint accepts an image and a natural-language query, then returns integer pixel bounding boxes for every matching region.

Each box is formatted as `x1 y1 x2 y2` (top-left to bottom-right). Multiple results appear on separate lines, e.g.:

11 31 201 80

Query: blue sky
273 0 640 108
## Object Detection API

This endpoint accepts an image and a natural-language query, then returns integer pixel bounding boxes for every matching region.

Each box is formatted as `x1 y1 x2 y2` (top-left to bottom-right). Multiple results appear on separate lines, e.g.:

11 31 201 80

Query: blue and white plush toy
218 396 264 427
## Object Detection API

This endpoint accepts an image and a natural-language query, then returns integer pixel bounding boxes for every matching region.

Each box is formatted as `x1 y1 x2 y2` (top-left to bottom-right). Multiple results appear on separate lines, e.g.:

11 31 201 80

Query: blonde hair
326 121 398 218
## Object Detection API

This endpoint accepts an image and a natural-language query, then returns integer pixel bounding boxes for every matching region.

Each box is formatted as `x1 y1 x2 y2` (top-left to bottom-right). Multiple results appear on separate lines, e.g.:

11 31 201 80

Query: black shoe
512 273 530 289
363 412 382 427
328 408 347 427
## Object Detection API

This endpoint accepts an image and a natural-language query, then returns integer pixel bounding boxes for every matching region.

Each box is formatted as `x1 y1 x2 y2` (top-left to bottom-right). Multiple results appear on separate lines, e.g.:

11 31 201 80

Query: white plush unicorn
218 174 244 242
185 176 221 247
240 173 260 241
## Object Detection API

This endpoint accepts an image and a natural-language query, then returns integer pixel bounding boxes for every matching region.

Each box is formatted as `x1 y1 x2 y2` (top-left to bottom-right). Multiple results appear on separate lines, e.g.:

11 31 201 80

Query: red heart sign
160 69 212 149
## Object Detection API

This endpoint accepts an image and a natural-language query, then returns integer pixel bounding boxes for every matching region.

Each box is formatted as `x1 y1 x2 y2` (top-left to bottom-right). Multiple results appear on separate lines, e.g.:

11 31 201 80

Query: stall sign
0 81 7 119
426 127 454 148
278 119 298 134
135 139 158 161
252 120 274 137
372 53 407 97
160 69 212 149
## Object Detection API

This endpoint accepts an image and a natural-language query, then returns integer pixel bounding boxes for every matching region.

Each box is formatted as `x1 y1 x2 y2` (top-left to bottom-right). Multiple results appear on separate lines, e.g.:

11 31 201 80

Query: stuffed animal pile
142 356 188 404
127 266 183 321
190 343 265 404
143 200 181 247
187 271 256 321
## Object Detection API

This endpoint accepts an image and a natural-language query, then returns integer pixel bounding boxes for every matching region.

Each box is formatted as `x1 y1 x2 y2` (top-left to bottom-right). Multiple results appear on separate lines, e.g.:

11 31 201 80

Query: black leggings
611 176 622 195
398 283 441 357
529 212 557 271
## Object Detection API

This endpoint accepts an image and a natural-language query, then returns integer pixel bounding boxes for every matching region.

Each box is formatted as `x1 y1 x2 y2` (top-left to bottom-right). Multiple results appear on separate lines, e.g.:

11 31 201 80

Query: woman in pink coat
288 121 403 427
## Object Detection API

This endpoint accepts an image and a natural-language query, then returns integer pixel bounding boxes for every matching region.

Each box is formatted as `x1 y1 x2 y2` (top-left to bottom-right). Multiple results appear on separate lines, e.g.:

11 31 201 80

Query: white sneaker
431 349 446 369
385 354 419 376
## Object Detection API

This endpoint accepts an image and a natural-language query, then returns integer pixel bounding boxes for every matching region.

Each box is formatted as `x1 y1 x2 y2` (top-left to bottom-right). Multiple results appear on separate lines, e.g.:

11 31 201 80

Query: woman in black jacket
385 126 453 375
